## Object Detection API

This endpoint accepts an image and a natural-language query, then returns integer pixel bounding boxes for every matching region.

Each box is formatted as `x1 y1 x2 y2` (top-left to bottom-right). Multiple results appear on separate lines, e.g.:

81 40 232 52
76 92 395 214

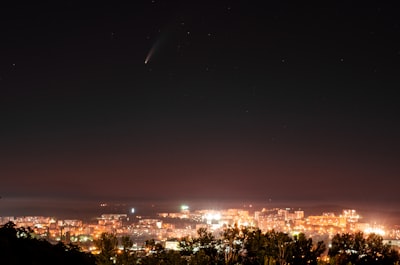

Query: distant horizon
1 196 400 226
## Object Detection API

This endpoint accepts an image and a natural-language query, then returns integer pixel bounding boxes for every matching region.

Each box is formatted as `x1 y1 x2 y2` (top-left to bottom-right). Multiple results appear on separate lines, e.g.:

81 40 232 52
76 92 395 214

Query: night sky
1 2 400 215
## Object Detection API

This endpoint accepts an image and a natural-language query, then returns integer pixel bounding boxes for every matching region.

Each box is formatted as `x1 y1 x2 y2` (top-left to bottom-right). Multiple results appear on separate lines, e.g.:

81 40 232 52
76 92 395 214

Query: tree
196 227 215 248
291 233 326 265
329 232 362 265
0 221 95 265
179 227 224 264
160 250 187 265
140 250 186 265
188 249 211 265
222 224 243 265
275 232 293 265
328 232 399 265
195 227 222 264
145 238 164 253
95 233 118 265
179 236 194 256
116 236 137 265
359 233 399 265
242 228 268 265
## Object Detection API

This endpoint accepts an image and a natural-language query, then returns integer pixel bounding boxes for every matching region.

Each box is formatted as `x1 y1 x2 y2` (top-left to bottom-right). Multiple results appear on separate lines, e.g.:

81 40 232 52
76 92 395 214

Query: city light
0 206 395 255
364 227 386 236
204 212 221 221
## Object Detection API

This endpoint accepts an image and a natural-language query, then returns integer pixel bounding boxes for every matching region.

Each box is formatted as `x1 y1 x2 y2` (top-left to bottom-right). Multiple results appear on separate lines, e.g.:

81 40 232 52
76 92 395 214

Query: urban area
1 204 400 252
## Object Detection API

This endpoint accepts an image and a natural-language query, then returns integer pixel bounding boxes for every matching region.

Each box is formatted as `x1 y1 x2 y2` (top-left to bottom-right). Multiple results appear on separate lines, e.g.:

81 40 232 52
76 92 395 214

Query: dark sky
1 2 400 213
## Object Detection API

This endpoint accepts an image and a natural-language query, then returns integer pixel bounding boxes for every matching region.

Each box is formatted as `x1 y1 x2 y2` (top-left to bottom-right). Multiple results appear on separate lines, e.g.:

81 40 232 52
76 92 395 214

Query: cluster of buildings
1 206 399 252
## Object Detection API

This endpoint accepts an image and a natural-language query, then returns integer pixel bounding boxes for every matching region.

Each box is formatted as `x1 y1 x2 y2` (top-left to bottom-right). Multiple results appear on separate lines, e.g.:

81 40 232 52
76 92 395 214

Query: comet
144 40 158 64
144 48 153 64
144 27 171 64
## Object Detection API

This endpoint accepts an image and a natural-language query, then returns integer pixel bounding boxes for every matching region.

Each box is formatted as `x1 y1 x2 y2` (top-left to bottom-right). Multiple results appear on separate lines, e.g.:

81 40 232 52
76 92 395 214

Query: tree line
1 221 399 265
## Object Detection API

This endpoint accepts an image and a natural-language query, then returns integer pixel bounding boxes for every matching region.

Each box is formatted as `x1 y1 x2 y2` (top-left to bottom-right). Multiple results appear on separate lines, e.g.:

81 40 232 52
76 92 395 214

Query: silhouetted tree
140 246 186 265
95 233 118 265
242 228 268 265
116 236 137 265
179 235 195 256
0 221 95 265
328 232 399 265
259 230 290 265
145 238 164 253
291 233 326 265
222 224 243 265
188 249 211 265
275 232 293 265
329 232 365 265
360 233 400 265
195 227 222 264
178 227 225 264
160 250 187 265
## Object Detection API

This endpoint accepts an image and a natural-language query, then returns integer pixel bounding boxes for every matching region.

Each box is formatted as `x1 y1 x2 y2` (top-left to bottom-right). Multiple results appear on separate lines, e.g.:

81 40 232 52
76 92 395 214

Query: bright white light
364 227 385 236
131 208 135 214
205 212 221 221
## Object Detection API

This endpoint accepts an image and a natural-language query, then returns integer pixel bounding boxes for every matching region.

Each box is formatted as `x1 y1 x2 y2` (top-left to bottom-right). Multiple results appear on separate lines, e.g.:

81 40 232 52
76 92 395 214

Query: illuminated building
306 214 346 228
0 206 394 251
165 240 180 250
256 208 304 232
